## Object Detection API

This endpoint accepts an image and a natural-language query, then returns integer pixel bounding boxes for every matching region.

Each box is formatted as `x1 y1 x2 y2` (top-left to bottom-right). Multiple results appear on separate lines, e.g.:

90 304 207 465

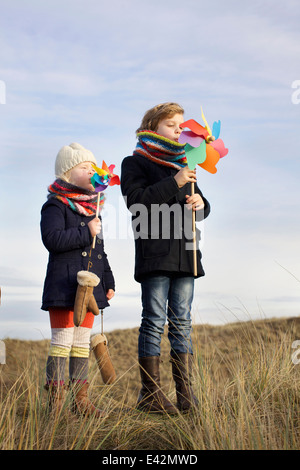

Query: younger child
121 103 210 413
41 142 115 416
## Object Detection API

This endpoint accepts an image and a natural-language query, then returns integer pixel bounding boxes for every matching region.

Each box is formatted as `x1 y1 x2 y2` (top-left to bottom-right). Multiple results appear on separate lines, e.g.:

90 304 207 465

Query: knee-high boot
70 380 106 418
171 353 199 412
69 357 105 418
137 356 177 414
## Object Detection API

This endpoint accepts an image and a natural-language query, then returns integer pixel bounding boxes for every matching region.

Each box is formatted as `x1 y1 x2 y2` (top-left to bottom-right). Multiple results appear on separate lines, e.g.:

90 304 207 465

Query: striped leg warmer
47 309 94 385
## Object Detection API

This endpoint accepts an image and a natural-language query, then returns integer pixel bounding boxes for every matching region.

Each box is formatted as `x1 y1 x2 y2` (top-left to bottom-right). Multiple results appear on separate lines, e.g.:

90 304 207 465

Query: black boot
171 353 199 412
137 356 178 414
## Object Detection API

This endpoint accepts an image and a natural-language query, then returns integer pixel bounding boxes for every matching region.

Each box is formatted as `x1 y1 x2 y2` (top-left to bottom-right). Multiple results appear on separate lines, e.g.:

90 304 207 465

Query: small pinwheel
179 107 228 174
90 161 120 248
91 161 120 191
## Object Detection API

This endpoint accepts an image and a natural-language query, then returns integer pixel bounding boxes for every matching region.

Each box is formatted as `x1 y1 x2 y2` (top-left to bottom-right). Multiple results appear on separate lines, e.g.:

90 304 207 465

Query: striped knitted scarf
133 130 187 169
47 179 105 216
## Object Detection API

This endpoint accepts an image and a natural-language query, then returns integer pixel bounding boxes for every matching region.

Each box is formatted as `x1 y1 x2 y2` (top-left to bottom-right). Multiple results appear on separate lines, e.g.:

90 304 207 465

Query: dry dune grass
1 316 300 450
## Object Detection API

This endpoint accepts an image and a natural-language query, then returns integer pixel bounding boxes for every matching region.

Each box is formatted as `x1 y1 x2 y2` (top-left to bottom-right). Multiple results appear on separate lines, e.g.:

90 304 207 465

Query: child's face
68 161 96 190
156 113 184 142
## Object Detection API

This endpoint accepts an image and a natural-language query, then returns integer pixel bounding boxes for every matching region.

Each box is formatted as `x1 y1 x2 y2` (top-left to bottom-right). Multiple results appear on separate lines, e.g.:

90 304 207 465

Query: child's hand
185 194 205 211
88 217 101 237
174 167 197 188
106 289 115 300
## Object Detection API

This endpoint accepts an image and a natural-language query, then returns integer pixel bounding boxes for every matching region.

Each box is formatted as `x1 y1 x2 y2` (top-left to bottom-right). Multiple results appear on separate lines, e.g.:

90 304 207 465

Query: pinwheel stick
92 192 101 249
191 182 197 277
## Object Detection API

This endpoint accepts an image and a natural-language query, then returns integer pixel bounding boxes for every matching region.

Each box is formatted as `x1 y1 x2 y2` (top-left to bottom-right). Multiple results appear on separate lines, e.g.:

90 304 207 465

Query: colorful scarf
134 130 187 169
47 179 105 216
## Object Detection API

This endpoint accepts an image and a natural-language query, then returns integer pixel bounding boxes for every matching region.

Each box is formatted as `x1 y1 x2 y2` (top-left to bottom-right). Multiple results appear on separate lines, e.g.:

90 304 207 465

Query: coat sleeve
121 156 180 212
40 200 93 253
103 256 115 291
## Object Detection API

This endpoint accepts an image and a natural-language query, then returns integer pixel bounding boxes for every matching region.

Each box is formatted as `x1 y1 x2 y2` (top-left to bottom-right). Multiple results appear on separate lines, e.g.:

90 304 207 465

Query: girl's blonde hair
60 168 73 183
136 102 184 134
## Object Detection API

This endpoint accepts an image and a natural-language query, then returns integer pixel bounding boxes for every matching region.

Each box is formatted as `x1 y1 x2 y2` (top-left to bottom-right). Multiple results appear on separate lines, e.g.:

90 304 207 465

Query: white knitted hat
55 142 97 178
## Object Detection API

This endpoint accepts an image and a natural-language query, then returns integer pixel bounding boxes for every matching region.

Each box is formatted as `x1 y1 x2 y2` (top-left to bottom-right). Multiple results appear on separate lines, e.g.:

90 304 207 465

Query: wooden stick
92 192 101 249
191 182 197 277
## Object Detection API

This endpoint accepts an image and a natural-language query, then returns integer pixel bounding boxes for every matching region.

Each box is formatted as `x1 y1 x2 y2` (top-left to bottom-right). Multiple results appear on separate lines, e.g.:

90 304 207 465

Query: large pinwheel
178 108 228 277
179 107 228 173
90 161 120 248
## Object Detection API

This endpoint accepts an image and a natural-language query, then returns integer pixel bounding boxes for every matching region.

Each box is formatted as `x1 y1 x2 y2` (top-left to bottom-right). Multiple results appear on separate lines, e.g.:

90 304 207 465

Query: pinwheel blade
201 107 212 136
199 144 220 174
180 119 209 139
212 120 221 140
95 183 108 192
210 138 228 158
109 174 121 186
101 161 110 173
108 164 115 173
179 130 204 148
92 164 107 176
185 141 207 170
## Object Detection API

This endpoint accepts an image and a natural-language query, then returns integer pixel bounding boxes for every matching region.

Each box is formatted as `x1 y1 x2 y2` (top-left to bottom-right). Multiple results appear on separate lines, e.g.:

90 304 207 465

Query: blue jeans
138 275 194 357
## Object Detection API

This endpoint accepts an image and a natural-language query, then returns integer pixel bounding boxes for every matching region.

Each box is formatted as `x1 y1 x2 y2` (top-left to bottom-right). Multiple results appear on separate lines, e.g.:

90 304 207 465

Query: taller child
41 143 115 417
121 103 210 413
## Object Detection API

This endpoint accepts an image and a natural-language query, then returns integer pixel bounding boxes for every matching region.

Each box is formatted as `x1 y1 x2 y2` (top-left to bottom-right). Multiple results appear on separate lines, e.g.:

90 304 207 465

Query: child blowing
41 142 115 417
121 103 210 413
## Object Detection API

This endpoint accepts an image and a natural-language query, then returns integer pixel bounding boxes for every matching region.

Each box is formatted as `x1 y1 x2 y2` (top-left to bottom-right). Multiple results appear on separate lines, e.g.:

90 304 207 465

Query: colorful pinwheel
178 108 228 277
90 161 120 248
179 107 228 174
91 161 120 191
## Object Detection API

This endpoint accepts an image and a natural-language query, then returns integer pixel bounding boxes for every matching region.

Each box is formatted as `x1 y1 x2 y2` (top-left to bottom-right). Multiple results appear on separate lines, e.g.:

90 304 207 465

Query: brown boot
171 353 199 412
44 383 67 414
70 381 105 418
137 356 178 414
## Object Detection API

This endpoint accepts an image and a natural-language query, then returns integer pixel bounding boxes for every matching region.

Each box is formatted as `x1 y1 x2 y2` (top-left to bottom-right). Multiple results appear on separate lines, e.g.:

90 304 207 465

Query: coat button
97 254 102 260
80 222 85 227
97 239 102 244
82 251 87 257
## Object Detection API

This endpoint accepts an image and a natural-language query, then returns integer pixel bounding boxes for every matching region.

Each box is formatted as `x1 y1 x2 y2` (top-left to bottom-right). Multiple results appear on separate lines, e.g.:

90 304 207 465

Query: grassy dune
0 316 300 450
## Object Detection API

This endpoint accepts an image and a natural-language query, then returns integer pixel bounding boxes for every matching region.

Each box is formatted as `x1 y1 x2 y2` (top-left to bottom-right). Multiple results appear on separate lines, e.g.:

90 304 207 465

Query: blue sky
0 0 300 339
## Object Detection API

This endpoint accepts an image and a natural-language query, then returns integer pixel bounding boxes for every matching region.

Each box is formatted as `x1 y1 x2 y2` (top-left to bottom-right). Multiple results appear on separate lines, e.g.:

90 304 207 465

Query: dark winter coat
40 198 115 311
121 155 210 282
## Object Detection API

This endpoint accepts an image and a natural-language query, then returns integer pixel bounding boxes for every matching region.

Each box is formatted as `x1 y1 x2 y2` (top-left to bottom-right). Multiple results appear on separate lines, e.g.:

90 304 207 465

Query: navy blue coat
40 198 115 311
121 155 210 282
